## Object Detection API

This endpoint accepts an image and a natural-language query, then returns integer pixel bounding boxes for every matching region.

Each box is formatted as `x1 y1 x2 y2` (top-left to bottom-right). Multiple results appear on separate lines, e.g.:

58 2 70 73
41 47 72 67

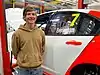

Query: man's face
25 11 37 24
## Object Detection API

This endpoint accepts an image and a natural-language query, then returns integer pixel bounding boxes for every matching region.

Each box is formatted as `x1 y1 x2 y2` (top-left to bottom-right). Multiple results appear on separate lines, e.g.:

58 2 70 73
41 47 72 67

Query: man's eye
32 13 35 15
27 13 30 15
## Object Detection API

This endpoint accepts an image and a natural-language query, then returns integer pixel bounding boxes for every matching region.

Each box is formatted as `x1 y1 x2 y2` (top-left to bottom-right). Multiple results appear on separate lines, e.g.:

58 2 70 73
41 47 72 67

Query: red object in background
78 0 88 9
12 63 18 69
0 0 11 75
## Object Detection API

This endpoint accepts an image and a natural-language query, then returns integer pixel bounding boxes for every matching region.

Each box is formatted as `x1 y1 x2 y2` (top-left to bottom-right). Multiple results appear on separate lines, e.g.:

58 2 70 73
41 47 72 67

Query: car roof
39 9 90 15
38 9 100 18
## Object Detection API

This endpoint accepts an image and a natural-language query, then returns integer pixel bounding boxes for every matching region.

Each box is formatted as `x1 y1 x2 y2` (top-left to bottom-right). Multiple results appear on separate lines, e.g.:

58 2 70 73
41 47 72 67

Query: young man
12 6 45 75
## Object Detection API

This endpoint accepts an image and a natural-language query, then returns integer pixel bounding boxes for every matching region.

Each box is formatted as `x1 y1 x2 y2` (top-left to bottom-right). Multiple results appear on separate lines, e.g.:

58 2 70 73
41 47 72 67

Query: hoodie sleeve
11 32 20 58
41 31 45 56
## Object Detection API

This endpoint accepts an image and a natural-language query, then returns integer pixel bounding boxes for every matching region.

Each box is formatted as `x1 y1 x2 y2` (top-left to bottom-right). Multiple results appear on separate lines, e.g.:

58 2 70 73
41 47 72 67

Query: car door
37 11 100 75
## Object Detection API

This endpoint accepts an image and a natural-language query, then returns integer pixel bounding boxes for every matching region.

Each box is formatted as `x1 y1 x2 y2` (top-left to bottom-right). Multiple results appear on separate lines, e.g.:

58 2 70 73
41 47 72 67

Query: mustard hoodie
12 24 45 68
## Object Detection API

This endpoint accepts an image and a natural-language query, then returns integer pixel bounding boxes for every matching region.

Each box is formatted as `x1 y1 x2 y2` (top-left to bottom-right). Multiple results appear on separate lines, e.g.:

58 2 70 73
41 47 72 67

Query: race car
7 9 100 75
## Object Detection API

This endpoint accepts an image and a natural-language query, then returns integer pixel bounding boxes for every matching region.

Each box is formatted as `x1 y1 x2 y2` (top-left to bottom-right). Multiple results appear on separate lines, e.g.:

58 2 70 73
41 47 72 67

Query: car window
46 12 80 36
36 12 53 28
77 14 100 35
37 11 100 36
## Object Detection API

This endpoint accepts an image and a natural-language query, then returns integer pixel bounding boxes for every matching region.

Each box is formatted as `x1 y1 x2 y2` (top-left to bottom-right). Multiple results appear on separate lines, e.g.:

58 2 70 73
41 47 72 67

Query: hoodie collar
19 23 38 32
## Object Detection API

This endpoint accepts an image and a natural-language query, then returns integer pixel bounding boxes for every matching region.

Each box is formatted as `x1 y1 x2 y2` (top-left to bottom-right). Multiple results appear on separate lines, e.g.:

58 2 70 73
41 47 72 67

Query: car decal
89 10 100 19
70 13 80 27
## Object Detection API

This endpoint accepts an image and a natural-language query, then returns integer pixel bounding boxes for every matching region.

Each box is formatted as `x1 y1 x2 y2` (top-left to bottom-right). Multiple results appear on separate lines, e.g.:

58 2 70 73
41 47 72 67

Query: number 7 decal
70 13 80 27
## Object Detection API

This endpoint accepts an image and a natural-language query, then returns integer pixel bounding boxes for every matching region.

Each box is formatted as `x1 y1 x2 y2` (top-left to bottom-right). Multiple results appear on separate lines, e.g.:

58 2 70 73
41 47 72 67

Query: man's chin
29 22 35 24
28 21 35 24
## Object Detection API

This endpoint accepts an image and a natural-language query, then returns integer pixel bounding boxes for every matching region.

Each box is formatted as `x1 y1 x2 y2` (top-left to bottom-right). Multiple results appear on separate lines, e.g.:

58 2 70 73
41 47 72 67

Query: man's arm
41 31 45 56
11 32 20 58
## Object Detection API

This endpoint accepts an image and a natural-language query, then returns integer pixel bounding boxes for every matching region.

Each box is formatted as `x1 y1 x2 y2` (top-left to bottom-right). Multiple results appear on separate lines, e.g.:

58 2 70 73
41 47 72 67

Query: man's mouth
28 17 35 20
